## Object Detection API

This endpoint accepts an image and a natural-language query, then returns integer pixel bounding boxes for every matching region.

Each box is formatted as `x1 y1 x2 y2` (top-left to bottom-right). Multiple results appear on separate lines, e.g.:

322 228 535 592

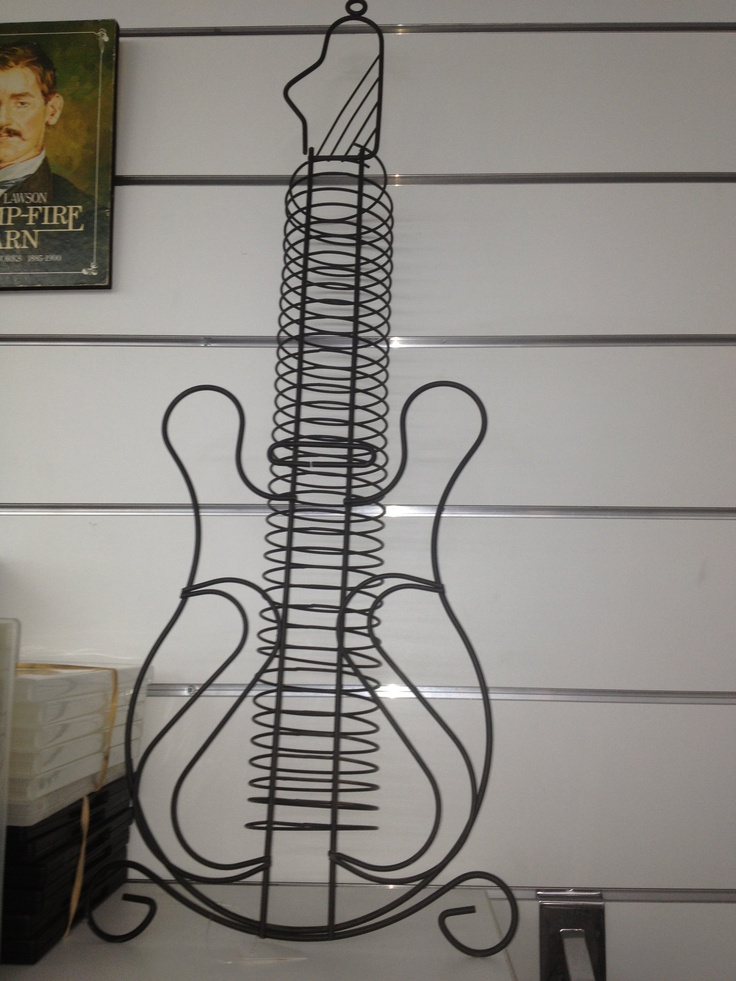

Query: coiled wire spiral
250 152 393 834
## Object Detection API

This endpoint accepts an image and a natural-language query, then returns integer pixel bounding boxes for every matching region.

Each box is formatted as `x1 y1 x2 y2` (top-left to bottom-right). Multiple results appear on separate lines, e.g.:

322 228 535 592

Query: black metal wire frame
87 0 518 957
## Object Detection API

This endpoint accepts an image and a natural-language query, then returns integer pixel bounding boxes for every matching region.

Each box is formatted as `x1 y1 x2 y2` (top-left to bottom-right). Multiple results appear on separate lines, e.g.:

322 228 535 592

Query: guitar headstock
283 1 385 159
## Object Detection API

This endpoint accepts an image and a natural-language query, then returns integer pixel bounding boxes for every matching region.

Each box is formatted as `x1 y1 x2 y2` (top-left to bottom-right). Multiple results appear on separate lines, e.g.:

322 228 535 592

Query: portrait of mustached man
0 40 93 207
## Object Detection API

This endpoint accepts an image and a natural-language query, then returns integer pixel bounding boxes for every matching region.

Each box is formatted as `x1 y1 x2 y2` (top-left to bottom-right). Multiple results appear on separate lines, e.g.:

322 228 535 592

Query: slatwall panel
2 2 736 979
4 183 736 337
5 346 736 505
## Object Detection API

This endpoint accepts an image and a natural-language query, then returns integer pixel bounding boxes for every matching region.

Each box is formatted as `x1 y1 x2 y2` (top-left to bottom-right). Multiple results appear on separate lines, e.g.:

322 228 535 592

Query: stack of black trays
1 776 131 964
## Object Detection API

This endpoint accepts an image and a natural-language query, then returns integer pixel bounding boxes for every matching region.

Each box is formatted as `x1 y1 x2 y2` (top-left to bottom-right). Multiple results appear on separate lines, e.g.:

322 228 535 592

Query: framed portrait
0 20 118 289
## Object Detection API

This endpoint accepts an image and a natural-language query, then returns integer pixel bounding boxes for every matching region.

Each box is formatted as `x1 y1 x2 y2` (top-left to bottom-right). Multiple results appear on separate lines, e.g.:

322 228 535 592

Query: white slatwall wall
2 2 735 978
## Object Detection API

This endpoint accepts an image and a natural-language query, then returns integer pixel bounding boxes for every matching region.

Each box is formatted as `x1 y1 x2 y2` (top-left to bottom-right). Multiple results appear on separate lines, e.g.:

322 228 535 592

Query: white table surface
3 882 516 981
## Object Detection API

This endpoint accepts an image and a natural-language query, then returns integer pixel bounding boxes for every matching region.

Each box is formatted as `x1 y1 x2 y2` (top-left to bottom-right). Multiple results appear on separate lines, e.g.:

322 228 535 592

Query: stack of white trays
7 663 146 827
1 661 149 963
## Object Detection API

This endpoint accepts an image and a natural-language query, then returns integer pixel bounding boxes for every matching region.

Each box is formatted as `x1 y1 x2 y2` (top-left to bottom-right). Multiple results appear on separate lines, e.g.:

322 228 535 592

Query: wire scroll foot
437 872 519 957
85 861 160 943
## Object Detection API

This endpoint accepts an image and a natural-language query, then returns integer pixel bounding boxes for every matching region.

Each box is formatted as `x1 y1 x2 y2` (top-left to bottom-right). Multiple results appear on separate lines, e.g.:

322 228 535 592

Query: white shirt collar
0 149 46 185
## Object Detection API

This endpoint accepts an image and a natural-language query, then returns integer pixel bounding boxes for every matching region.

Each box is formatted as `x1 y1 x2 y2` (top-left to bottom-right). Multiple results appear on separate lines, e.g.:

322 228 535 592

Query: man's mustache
0 127 23 138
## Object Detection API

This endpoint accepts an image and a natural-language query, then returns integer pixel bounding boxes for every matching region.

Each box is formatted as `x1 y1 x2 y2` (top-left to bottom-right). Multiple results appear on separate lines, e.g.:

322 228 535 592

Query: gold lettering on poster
0 203 85 248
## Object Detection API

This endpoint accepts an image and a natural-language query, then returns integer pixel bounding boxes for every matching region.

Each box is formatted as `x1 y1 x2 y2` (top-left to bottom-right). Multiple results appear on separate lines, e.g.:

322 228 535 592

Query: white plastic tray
7 738 140 802
10 688 136 729
10 710 143 752
6 762 128 827
9 720 143 777
13 663 141 702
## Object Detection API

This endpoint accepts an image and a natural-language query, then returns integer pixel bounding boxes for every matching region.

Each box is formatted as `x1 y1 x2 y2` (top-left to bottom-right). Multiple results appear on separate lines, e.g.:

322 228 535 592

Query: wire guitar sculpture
89 0 518 957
